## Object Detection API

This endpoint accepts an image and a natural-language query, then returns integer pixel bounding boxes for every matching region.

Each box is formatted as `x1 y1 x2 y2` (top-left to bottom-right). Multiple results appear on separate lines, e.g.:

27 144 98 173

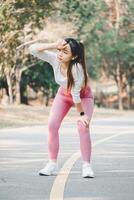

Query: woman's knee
48 119 60 132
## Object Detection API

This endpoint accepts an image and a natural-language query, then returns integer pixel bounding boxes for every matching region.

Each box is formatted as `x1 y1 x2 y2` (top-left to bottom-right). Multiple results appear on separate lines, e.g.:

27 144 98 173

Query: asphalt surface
0 114 134 200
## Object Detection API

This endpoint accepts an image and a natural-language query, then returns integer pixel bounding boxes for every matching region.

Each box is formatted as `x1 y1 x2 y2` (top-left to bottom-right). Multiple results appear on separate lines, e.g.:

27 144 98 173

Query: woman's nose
59 50 63 56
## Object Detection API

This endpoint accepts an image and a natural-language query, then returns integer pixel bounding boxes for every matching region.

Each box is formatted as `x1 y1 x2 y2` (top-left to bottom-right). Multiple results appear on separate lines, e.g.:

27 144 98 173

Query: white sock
49 159 57 163
83 161 90 165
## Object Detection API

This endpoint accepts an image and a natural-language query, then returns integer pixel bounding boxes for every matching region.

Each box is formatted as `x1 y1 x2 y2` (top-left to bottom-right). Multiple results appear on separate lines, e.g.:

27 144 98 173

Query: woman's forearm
24 39 40 46
16 39 58 51
16 39 40 50
37 42 57 52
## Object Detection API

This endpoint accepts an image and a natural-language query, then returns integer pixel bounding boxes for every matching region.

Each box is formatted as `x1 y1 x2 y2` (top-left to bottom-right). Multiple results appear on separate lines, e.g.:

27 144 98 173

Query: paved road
0 114 134 200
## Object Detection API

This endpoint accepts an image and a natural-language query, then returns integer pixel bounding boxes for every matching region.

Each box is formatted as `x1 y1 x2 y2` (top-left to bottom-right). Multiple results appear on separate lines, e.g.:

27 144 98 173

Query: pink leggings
47 86 94 162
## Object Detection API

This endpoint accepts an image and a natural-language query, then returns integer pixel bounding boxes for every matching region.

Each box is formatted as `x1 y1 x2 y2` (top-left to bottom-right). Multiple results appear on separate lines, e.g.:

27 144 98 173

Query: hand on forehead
61 39 67 46
57 39 68 50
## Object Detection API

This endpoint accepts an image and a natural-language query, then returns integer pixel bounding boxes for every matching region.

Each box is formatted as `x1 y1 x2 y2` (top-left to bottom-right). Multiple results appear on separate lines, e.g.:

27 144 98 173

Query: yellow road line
49 131 130 200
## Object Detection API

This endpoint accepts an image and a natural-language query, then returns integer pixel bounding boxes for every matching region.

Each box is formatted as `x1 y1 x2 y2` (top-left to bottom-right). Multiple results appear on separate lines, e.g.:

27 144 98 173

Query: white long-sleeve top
29 43 85 103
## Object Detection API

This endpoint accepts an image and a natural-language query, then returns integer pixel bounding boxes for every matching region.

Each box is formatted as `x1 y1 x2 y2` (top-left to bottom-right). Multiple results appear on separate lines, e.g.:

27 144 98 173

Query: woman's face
57 43 73 64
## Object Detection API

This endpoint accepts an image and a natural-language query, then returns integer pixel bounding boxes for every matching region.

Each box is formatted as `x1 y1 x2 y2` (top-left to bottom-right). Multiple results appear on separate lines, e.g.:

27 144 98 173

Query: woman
20 38 95 178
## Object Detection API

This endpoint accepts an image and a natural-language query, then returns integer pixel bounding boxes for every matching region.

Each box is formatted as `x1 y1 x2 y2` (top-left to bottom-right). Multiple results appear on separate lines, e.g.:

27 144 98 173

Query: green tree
22 62 58 106
0 0 56 104
98 0 134 109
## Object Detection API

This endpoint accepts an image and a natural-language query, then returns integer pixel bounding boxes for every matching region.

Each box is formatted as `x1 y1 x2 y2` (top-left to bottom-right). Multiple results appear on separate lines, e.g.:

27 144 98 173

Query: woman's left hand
77 115 90 128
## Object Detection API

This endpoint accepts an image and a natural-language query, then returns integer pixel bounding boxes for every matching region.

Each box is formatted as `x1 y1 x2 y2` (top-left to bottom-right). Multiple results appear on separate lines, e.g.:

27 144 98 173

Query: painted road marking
49 131 133 200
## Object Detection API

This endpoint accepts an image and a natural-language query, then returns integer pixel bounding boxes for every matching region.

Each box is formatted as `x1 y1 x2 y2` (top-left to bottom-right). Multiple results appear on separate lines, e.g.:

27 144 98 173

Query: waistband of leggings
58 86 94 99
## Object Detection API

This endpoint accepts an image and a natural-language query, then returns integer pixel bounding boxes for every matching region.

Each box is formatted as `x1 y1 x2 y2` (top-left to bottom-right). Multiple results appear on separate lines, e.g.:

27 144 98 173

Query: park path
0 114 134 200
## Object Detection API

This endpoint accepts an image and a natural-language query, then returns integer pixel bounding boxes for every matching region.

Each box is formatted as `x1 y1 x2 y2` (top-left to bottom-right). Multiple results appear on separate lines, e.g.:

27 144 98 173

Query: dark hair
64 38 88 91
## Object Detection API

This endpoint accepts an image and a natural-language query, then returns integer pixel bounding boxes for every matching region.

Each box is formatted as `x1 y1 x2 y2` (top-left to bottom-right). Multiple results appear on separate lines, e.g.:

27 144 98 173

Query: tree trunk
15 68 21 104
129 82 134 109
14 63 38 104
114 0 120 30
15 86 21 104
6 72 13 104
116 63 123 110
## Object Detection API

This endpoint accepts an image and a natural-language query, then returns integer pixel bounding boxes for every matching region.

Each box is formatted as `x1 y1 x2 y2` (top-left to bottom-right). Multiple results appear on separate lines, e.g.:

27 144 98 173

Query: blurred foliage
0 0 56 71
58 0 134 109
22 62 58 96
58 0 107 78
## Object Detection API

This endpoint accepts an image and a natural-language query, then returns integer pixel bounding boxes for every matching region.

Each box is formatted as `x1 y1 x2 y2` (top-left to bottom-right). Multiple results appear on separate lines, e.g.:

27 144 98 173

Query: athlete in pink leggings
21 38 94 178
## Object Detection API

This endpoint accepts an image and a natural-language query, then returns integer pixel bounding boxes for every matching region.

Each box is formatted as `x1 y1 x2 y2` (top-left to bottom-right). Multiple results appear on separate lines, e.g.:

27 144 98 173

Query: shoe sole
39 171 58 176
82 174 95 178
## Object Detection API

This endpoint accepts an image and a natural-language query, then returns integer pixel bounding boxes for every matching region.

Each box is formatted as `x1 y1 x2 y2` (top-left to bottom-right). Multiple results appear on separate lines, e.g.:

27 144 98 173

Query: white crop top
29 43 85 103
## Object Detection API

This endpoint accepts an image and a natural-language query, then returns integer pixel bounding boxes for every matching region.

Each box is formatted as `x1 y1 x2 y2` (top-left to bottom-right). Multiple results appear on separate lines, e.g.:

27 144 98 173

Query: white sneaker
39 161 58 176
82 163 95 178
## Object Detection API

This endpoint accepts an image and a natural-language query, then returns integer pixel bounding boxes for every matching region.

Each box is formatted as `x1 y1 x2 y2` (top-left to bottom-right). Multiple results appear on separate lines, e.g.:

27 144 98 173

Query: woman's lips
57 57 63 61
